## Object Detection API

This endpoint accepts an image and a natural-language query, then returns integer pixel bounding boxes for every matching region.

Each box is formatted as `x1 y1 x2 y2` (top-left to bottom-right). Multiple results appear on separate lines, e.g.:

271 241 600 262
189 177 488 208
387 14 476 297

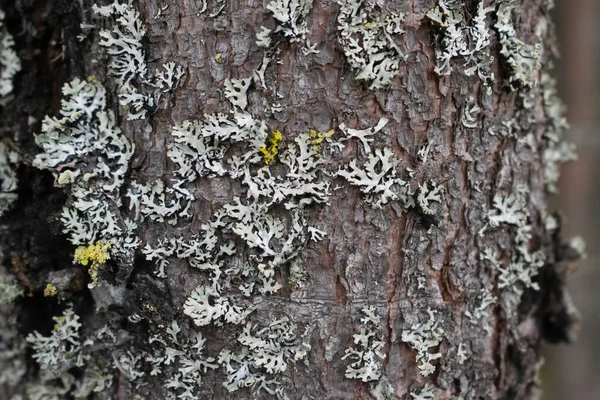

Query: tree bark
0 0 581 399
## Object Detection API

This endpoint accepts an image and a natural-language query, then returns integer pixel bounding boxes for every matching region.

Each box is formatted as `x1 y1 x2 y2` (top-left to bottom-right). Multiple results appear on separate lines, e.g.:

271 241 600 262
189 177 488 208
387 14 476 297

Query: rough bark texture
0 0 581 399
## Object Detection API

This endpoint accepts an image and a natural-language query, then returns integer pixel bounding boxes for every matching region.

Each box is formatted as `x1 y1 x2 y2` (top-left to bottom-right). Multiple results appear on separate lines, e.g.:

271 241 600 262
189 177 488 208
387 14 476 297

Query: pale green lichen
336 1 406 88
144 321 218 399
93 1 185 119
427 0 495 90
32 77 136 256
224 77 252 110
495 0 542 90
218 318 311 394
26 307 82 372
401 308 444 377
183 285 255 327
342 306 385 382
0 141 18 217
410 383 438 400
540 72 577 193
0 267 22 304
265 0 318 55
337 147 407 209
0 8 21 105
483 193 546 315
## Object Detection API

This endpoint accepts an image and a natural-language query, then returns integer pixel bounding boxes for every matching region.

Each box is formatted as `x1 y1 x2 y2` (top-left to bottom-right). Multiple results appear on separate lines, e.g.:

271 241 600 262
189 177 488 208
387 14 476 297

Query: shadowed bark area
0 0 580 399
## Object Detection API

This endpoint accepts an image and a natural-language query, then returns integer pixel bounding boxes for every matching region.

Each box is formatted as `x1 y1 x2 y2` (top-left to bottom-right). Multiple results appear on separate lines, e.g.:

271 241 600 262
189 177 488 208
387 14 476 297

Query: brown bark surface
0 0 580 399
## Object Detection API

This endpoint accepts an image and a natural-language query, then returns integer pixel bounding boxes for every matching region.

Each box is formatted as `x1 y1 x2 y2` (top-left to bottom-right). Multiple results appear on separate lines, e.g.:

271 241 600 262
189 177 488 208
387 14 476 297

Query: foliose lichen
0 8 21 105
482 192 546 315
337 147 407 209
0 266 22 304
495 0 542 90
26 307 82 372
426 0 495 90
400 307 444 377
336 0 406 89
264 0 318 55
93 1 185 120
341 306 385 382
410 383 438 400
218 318 311 394
0 141 18 217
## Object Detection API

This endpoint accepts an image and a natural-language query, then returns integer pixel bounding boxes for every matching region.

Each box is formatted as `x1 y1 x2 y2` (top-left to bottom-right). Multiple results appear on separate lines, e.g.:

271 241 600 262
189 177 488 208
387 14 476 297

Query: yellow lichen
215 53 224 63
53 315 65 331
308 129 335 155
259 131 283 165
73 242 110 287
44 283 58 297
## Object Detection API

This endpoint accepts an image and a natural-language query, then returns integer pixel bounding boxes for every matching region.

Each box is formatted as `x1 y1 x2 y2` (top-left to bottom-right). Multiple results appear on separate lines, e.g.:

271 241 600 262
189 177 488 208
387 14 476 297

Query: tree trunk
0 0 581 399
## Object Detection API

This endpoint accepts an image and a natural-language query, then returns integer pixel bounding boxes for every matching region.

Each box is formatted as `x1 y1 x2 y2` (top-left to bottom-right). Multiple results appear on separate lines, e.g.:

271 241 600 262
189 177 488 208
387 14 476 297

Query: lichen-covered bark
0 1 581 399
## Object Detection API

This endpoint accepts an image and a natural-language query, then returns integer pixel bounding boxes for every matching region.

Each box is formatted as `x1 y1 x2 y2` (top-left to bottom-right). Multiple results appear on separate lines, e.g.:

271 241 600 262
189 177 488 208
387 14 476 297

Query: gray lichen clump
0 8 20 105
0 0 583 399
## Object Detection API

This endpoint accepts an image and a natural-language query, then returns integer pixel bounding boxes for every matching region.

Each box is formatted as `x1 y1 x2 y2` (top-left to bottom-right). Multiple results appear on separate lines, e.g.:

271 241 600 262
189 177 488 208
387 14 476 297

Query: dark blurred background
543 0 600 399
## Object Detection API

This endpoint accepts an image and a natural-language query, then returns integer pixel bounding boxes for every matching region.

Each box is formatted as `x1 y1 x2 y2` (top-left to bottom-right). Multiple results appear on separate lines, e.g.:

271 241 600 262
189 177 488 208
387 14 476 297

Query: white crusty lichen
32 78 136 257
339 117 388 154
0 8 21 105
26 307 82 371
484 193 546 313
495 0 541 90
93 1 185 119
337 147 407 209
342 306 385 382
336 1 406 88
141 82 331 286
540 73 577 193
416 180 444 216
144 321 218 399
224 78 252 111
71 366 113 398
456 342 467 365
487 193 528 228
265 0 318 55
183 285 255 327
401 307 444 377
218 318 311 394
0 306 27 395
0 141 18 218
141 226 224 279
0 267 22 304
461 97 481 129
26 371 75 400
410 383 438 400
426 0 495 90
465 288 496 334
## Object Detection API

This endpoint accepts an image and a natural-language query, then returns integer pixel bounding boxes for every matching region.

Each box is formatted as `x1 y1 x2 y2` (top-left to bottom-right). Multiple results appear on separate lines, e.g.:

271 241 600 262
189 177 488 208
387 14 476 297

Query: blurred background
543 0 600 399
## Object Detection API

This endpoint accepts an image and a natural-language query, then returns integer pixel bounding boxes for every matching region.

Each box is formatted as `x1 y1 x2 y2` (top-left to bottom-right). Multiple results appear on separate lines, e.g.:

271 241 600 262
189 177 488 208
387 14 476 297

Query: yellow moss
44 283 58 297
259 131 283 165
308 129 335 155
73 242 110 286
